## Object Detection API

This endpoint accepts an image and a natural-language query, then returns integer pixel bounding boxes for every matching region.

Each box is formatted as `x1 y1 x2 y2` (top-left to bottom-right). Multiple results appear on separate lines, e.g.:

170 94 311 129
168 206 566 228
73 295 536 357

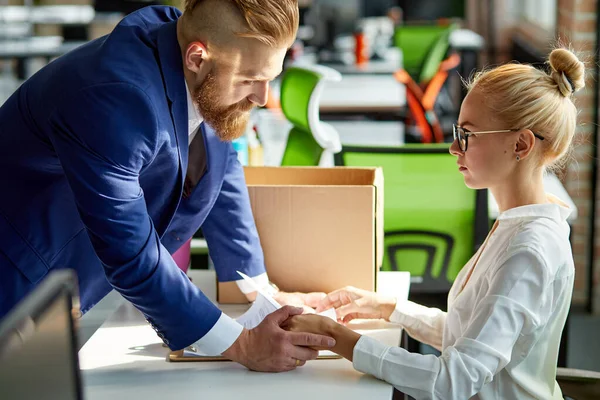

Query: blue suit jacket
0 6 265 350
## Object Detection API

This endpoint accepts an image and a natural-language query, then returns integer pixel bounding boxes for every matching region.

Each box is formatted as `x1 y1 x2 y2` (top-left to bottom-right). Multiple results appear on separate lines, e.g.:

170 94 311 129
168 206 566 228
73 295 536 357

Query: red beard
193 72 255 141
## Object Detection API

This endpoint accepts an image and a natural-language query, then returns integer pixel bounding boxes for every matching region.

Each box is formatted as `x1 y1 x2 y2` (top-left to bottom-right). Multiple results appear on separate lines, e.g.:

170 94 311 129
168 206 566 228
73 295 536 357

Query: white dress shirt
353 196 574 399
184 83 269 354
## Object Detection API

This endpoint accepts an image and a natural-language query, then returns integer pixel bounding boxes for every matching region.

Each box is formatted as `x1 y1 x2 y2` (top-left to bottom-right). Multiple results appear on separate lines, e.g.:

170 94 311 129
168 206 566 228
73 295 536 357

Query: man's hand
315 286 397 324
221 306 336 372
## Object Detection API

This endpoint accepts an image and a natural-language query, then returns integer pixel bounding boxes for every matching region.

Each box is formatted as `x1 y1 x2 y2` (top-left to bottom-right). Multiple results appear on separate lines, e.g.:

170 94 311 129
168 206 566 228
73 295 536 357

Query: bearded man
0 0 335 372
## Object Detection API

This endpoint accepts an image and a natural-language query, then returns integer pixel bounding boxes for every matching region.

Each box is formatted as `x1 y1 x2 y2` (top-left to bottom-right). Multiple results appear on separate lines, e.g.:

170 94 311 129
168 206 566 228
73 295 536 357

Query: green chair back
280 67 321 132
394 24 457 83
281 127 323 166
279 65 342 166
335 144 488 292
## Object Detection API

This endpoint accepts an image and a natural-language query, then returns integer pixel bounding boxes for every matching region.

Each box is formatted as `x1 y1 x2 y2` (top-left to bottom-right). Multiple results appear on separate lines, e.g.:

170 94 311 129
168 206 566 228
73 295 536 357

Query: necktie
182 123 207 199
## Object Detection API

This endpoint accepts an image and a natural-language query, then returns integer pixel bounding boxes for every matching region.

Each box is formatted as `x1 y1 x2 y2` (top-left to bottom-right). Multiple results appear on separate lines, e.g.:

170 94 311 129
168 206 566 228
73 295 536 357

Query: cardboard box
217 166 383 304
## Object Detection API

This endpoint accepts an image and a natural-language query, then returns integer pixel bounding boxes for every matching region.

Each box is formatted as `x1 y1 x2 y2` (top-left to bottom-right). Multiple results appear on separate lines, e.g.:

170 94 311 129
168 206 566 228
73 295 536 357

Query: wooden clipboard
168 348 342 362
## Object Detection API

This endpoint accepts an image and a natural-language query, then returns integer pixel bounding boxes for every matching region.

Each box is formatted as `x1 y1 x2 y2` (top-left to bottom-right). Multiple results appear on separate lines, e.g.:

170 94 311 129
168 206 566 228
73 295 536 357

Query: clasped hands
221 286 397 372
280 287 398 360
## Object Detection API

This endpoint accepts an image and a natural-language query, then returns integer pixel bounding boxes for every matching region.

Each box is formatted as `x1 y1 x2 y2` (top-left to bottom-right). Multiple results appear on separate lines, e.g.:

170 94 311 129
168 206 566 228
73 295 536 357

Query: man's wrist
222 328 249 363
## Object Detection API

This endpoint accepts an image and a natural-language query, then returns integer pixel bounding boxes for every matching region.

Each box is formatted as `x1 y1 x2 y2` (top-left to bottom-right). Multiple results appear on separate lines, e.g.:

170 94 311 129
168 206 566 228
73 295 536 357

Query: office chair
279 64 343 166
557 367 600 399
334 143 488 294
393 23 460 143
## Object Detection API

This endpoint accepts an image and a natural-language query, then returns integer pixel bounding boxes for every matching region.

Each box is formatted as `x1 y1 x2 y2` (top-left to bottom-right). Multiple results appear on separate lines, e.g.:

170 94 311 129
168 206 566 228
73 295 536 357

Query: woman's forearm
327 322 362 361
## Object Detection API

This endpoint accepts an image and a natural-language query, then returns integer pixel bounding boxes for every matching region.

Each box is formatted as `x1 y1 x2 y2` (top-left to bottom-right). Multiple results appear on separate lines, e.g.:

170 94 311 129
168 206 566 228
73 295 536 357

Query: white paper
317 307 337 321
236 271 281 309
236 291 280 329
234 270 337 328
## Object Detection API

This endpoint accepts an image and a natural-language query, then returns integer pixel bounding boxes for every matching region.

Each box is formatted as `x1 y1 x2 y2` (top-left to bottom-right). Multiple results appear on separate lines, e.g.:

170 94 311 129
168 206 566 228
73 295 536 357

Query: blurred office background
1 0 599 373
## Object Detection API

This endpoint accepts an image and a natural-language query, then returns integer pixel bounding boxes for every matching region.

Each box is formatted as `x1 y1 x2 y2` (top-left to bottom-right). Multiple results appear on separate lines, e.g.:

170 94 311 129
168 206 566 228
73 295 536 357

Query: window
514 0 557 33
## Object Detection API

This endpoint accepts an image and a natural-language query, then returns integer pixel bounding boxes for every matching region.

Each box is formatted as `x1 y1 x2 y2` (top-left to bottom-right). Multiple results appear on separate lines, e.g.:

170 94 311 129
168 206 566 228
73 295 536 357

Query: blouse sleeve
353 248 558 399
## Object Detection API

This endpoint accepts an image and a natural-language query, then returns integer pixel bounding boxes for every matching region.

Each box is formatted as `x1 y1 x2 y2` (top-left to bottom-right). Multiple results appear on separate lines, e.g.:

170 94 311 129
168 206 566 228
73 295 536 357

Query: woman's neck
490 169 548 214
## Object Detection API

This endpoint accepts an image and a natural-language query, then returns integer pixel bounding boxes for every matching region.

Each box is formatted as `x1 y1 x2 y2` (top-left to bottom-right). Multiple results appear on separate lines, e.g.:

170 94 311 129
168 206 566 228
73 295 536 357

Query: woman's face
450 88 519 190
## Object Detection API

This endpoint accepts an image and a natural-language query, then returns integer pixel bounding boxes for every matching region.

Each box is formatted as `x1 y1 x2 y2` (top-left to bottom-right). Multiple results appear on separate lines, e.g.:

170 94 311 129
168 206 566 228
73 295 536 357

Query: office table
79 270 410 400
328 120 405 147
0 37 85 59
271 73 406 115
0 5 95 25
318 74 406 114
277 50 406 115
295 48 403 76
0 37 86 79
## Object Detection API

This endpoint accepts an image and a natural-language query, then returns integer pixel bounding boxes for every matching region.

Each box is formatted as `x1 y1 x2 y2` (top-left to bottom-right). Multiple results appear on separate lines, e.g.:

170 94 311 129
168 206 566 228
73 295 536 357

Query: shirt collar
497 194 572 222
185 81 203 139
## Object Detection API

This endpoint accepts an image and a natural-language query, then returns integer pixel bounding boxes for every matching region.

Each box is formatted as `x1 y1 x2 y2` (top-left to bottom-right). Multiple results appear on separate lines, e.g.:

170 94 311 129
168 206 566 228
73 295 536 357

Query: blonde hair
467 48 585 171
183 0 299 48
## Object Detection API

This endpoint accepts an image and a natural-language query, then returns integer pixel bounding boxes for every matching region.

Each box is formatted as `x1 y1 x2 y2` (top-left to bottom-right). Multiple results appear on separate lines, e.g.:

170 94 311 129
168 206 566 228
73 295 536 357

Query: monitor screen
0 270 83 400
306 0 362 49
397 0 465 21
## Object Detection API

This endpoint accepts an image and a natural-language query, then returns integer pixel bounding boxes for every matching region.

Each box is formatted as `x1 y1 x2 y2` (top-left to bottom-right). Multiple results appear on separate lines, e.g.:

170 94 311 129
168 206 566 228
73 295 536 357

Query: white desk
488 173 578 222
0 36 85 59
278 50 406 114
319 74 406 113
296 48 403 75
271 74 406 114
0 5 95 25
449 29 485 51
79 270 409 400
328 120 405 147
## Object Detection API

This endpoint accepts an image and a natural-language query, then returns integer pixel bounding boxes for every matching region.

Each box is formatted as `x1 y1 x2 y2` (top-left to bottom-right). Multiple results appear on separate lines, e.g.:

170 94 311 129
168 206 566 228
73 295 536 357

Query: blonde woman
283 48 584 399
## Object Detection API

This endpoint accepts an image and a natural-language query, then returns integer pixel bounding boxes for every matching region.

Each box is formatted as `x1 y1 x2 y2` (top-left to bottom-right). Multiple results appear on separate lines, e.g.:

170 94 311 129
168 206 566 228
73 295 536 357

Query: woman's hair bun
548 48 585 97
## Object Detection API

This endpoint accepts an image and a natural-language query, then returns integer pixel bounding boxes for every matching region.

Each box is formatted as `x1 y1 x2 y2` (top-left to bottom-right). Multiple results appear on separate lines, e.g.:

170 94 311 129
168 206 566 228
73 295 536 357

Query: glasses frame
452 124 545 152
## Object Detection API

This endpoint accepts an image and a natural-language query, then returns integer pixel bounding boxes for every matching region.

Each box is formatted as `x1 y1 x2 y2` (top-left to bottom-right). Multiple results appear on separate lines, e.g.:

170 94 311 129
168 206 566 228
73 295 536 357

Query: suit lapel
157 20 189 187
153 19 189 237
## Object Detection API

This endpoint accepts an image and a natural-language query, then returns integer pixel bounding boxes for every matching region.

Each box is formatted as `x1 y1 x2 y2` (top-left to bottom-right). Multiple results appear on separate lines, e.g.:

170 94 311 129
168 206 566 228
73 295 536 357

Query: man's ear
515 129 536 160
184 41 209 74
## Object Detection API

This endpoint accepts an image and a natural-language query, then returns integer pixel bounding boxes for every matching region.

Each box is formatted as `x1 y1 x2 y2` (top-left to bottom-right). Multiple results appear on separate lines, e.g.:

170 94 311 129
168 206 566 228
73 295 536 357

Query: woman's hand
274 291 327 314
315 286 397 323
281 314 335 342
282 314 361 361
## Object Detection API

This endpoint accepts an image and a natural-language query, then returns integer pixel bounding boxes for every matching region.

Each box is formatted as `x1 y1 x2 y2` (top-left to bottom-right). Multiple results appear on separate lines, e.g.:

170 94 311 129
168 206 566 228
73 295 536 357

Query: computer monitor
306 0 362 51
397 0 465 21
362 0 396 18
0 270 83 400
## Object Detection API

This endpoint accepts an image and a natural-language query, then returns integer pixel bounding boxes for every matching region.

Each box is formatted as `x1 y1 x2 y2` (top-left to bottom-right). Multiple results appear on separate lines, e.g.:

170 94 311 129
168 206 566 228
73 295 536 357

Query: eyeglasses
452 124 545 152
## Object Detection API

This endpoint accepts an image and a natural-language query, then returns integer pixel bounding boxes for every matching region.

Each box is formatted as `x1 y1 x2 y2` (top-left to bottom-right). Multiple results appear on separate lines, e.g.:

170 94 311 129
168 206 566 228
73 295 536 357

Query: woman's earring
516 155 521 162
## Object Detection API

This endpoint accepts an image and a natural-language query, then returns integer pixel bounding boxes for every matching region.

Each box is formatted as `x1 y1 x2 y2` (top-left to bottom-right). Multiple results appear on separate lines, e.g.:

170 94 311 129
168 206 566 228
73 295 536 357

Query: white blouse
353 197 575 399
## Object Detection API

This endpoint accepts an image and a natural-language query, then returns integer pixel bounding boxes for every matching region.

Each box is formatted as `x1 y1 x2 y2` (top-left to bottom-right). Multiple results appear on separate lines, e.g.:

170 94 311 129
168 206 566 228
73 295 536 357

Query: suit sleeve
48 83 223 350
201 145 267 282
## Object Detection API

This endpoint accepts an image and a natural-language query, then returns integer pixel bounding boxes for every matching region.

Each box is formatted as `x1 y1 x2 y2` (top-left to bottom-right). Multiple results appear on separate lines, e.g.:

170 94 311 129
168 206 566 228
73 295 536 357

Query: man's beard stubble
193 71 255 142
